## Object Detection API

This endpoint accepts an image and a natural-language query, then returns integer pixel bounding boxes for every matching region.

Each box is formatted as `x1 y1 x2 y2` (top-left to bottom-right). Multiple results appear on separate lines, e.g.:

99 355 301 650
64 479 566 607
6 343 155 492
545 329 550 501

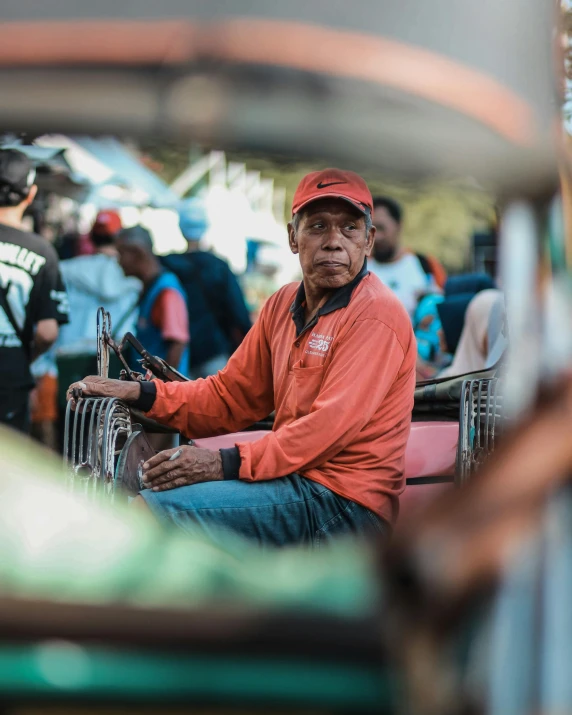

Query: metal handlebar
96 308 189 383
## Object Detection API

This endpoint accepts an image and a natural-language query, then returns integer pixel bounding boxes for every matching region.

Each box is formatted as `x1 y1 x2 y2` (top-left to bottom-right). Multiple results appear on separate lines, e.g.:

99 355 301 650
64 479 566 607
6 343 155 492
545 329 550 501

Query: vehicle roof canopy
0 0 558 193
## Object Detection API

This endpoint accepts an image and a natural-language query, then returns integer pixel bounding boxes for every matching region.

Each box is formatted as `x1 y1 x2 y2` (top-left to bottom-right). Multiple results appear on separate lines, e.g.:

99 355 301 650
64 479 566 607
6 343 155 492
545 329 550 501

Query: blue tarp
1 143 69 169
0 137 93 201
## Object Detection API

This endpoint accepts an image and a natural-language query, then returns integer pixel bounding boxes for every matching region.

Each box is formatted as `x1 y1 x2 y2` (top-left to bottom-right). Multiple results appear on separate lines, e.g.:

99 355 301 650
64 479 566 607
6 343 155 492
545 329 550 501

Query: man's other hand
66 376 141 406
142 445 224 492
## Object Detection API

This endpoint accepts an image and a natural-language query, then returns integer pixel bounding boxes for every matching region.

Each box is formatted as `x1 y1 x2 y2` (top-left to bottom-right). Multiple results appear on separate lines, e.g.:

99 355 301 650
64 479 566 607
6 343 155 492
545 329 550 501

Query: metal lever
97 307 188 383
96 307 112 378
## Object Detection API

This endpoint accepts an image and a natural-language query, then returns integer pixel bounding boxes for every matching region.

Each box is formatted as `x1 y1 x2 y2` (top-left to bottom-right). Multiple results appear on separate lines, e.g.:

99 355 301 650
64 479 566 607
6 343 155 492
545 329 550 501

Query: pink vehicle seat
193 421 457 522
400 420 457 519
193 421 457 480
403 421 457 481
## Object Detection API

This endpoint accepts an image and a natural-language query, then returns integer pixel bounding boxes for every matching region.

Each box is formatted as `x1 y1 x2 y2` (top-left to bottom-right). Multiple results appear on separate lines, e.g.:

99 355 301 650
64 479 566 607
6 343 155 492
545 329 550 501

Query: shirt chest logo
306 332 333 356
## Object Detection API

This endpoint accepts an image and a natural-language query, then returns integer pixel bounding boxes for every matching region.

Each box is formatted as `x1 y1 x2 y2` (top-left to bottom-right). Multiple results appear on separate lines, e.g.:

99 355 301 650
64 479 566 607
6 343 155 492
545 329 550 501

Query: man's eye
346 224 357 231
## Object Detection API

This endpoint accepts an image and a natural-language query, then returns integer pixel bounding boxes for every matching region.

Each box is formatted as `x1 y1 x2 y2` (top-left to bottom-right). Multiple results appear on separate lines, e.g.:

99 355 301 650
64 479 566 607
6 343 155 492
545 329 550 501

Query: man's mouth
317 261 346 269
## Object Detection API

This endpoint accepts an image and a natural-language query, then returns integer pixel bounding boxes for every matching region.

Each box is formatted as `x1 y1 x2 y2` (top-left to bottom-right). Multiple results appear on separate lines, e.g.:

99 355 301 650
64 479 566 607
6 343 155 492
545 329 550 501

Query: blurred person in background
162 198 251 379
369 196 446 317
439 288 505 377
29 351 59 449
117 225 189 375
485 290 507 367
57 211 141 356
28 222 61 449
414 273 496 380
436 273 495 365
414 294 444 365
54 212 141 432
243 242 282 320
412 293 450 381
0 149 69 433
56 230 81 261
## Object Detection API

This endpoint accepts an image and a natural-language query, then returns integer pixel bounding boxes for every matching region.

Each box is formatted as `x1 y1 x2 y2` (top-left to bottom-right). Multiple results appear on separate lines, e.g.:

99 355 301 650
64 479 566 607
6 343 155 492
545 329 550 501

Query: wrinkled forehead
298 197 365 221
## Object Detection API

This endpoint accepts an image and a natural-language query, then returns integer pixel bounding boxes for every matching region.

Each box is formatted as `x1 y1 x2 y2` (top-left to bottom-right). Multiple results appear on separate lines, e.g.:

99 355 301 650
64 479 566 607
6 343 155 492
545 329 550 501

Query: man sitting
68 170 416 547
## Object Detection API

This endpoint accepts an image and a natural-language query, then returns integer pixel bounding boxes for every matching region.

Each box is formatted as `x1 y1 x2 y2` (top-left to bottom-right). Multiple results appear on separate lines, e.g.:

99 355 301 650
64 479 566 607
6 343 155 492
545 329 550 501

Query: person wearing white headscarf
485 291 507 368
439 289 505 377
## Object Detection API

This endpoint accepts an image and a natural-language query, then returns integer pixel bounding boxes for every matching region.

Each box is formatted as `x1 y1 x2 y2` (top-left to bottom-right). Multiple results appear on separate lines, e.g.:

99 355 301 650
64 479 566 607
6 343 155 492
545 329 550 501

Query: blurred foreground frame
0 1 569 714
0 0 558 196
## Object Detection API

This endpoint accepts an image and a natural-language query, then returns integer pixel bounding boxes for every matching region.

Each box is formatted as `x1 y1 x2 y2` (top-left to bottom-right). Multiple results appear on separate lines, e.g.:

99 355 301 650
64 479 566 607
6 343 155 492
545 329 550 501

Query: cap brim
293 193 369 216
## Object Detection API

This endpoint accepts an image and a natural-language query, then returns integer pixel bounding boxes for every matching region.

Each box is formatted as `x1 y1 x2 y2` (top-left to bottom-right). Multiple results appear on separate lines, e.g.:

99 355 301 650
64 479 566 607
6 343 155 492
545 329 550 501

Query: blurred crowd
369 195 505 383
33 199 254 451
0 148 506 453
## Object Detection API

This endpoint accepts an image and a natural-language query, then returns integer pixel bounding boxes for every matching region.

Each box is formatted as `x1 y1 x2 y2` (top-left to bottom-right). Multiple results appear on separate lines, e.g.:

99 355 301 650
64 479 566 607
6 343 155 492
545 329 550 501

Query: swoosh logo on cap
316 181 347 189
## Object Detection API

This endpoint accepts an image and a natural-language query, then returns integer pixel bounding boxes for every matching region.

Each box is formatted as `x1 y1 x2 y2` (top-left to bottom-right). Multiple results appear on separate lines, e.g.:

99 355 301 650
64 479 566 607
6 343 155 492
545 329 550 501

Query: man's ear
288 222 299 255
364 225 376 257
25 185 37 207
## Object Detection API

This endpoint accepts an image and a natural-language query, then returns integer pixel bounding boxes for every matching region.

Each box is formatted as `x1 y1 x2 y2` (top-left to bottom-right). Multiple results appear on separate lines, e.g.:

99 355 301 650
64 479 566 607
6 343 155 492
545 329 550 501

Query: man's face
288 198 374 292
116 241 140 278
373 205 401 262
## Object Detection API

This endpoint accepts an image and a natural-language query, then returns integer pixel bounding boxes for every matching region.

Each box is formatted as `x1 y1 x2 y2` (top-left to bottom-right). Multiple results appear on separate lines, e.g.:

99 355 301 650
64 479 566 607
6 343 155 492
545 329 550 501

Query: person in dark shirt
161 198 252 378
0 149 69 433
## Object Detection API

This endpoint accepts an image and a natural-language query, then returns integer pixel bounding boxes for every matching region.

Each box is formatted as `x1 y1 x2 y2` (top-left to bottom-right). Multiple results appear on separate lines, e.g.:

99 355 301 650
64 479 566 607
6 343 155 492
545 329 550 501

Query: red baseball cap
92 210 122 236
292 169 373 217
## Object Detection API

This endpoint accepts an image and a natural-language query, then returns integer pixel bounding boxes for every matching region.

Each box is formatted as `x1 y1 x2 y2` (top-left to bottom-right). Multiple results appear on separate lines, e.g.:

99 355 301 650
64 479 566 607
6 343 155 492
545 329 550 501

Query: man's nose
322 226 344 250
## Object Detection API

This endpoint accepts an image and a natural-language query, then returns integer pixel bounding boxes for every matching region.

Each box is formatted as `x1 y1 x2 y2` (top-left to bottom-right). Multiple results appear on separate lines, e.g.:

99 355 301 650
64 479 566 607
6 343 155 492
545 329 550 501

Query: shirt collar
289 261 369 336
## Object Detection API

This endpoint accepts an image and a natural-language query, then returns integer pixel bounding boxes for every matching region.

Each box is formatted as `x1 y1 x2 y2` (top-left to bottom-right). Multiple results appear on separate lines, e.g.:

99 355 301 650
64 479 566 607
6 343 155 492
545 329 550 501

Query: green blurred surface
0 427 377 616
0 428 387 711
0 644 392 710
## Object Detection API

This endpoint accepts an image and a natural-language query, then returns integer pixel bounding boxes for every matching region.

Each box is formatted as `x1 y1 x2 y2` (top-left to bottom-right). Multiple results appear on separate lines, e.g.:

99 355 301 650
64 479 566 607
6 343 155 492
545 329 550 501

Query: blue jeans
140 473 389 548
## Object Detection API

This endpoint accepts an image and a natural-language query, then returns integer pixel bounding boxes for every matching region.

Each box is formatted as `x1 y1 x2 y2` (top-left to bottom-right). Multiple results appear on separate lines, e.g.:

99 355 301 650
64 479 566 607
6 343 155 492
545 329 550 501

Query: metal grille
63 307 132 498
63 397 132 499
456 378 504 485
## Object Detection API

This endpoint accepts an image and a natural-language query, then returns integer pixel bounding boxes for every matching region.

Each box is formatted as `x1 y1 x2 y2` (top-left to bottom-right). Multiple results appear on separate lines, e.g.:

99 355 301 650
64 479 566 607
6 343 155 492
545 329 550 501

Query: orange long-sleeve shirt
145 269 416 524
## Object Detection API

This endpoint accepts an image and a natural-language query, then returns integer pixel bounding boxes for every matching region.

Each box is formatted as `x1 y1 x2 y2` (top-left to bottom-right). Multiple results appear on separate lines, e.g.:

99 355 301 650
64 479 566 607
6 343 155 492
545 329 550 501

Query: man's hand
66 376 141 406
142 445 224 492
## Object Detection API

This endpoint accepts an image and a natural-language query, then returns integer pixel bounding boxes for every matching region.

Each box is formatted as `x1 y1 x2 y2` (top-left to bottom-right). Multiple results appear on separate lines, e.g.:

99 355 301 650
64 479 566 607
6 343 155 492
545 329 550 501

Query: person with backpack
368 196 446 317
54 210 142 420
0 149 69 433
57 210 141 356
116 226 190 375
161 198 252 379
